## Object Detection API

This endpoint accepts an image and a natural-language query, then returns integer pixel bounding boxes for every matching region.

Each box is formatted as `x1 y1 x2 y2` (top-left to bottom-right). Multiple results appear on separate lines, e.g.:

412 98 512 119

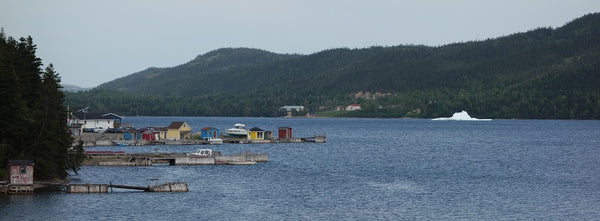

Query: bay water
1 117 599 220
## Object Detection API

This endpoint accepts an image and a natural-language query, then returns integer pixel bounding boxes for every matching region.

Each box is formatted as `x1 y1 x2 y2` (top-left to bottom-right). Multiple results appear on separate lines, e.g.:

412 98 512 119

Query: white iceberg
431 110 491 121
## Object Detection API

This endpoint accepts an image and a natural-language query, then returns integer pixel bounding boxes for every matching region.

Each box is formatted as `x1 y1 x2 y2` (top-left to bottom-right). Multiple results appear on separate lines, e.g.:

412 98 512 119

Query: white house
346 104 362 111
280 105 304 112
74 112 123 132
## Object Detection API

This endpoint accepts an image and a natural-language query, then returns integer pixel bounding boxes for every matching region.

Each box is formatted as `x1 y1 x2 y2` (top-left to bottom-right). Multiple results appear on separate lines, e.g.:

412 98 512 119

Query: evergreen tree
0 30 83 180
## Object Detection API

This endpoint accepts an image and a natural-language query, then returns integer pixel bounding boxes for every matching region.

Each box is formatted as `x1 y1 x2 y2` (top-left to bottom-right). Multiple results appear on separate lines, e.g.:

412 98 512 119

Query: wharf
77 133 326 147
67 182 188 193
2 181 188 194
84 151 268 166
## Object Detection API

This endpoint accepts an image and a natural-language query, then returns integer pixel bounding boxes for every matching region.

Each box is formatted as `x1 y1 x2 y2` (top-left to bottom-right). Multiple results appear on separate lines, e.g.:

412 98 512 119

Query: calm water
2 117 600 220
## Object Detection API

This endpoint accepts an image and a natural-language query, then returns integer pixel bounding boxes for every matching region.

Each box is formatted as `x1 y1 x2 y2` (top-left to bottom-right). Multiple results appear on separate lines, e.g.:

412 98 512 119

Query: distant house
200 127 220 139
280 106 304 112
346 104 362 111
166 121 191 140
74 112 123 132
7 160 35 185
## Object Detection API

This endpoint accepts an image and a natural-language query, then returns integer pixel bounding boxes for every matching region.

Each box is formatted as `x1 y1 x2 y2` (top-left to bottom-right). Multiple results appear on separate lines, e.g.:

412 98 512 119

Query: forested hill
70 13 600 119
97 48 299 96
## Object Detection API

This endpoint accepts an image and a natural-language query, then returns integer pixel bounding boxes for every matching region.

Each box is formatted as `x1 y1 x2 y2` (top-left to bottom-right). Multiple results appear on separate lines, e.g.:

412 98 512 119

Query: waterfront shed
167 121 191 140
200 127 220 139
123 129 142 140
7 160 35 185
278 127 292 139
248 127 265 140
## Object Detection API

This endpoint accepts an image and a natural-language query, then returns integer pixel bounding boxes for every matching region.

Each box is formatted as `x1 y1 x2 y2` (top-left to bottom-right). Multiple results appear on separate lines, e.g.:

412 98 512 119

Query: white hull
225 123 248 137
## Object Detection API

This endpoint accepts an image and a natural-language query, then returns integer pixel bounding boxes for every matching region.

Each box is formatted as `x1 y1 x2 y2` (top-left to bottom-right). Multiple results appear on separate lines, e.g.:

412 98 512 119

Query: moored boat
225 123 248 137
206 137 223 145
187 149 214 157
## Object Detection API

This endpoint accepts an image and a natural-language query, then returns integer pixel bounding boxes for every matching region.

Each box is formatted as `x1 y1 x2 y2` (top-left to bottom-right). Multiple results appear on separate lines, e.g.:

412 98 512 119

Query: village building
200 127 220 139
280 106 305 112
142 127 168 141
4 160 35 193
277 127 293 139
346 104 362 111
166 121 191 140
122 128 142 140
74 112 123 132
248 127 272 140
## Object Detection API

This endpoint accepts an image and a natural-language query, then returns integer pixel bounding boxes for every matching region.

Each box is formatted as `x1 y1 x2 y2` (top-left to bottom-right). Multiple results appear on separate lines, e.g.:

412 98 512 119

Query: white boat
225 123 248 137
187 149 213 157
205 137 223 145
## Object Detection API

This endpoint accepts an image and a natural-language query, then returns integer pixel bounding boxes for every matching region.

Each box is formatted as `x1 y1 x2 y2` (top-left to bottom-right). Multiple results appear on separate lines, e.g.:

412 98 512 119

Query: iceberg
431 110 491 121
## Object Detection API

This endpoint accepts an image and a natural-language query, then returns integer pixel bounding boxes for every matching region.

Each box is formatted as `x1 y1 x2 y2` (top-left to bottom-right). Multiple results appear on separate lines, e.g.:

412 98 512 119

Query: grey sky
1 0 599 87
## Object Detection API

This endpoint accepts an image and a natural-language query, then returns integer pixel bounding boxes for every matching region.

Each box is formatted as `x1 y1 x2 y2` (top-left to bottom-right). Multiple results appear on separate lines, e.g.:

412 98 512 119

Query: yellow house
247 127 272 140
166 121 191 140
248 127 265 140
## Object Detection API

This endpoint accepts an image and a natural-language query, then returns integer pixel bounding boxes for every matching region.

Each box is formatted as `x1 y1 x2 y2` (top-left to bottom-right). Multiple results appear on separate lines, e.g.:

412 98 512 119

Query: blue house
200 127 220 139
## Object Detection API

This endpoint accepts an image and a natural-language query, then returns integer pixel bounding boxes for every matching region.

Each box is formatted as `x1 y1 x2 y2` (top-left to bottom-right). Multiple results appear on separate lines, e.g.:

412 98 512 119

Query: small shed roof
201 127 218 131
249 127 264 131
7 159 35 166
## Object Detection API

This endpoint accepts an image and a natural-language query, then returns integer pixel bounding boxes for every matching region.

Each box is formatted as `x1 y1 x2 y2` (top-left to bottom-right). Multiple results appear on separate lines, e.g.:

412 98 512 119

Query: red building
277 127 293 139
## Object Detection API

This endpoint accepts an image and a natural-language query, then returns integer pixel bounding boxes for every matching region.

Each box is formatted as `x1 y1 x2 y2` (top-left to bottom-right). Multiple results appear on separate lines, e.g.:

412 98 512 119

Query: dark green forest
66 13 600 119
0 31 84 180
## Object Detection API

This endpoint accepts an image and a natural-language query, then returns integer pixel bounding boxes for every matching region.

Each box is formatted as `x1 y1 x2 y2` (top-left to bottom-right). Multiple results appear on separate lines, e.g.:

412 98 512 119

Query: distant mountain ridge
72 13 600 119
61 84 90 92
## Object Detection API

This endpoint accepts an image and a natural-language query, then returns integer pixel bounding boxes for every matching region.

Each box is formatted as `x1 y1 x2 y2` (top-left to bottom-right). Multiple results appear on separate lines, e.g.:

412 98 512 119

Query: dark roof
7 159 35 166
249 127 264 131
168 121 186 129
201 127 217 131
75 112 122 120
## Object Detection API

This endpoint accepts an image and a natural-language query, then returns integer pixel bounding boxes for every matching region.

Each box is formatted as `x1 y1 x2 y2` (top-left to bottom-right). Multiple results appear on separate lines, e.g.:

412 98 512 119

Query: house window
20 166 27 174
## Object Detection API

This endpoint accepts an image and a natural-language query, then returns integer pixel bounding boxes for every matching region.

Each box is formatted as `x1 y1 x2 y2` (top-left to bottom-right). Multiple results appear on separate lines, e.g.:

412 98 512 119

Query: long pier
2 181 189 194
76 133 325 147
84 151 268 166
67 182 188 193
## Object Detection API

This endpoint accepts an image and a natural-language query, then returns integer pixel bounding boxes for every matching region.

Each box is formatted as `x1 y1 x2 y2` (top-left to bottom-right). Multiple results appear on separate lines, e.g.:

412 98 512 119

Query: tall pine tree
0 30 83 180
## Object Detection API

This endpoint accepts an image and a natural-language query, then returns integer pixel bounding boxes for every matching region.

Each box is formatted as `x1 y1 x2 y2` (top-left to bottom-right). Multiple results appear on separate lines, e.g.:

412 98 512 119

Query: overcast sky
2 0 599 87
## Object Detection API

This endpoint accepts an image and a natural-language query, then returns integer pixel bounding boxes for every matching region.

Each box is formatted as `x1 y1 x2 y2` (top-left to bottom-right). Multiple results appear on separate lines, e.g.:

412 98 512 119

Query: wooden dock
67 182 188 193
1 182 34 194
78 133 326 146
84 151 268 166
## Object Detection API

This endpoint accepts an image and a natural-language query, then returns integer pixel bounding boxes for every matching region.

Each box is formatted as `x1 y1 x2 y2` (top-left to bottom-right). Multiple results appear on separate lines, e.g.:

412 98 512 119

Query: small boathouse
2 159 35 193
